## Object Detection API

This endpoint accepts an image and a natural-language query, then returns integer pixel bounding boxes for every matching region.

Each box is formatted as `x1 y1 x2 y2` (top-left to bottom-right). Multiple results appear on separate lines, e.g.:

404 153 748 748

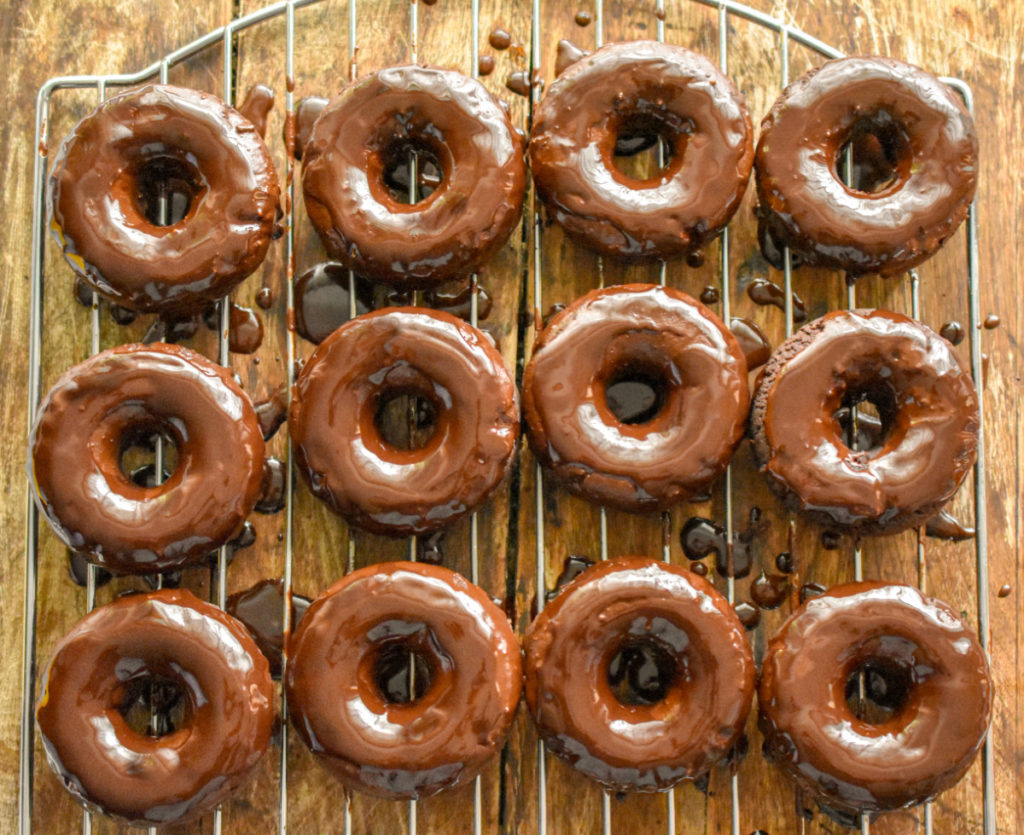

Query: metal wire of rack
19 0 992 833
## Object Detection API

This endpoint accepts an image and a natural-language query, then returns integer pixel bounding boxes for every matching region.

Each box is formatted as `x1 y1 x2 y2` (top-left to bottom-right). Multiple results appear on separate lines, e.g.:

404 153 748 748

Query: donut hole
833 385 898 454
605 365 669 425
610 113 685 183
119 424 179 486
375 388 440 451
844 658 913 725
381 141 444 205
134 155 204 226
834 112 912 195
374 642 435 705
118 672 191 737
607 639 678 706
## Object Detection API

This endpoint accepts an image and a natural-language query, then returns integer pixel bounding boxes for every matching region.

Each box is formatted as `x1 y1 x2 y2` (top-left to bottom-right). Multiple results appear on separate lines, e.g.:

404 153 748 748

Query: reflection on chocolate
730 317 771 369
239 84 275 138
939 321 965 345
31 344 265 574
546 554 594 601
478 55 495 76
489 27 513 49
555 40 590 77
755 57 977 277
924 510 975 541
294 262 373 344
36 589 275 826
751 310 979 535
751 572 789 609
226 578 311 678
523 557 755 791
746 278 807 322
760 582 992 815
529 41 753 262
255 458 286 514
229 303 263 354
699 285 720 305
50 84 279 316
286 562 521 798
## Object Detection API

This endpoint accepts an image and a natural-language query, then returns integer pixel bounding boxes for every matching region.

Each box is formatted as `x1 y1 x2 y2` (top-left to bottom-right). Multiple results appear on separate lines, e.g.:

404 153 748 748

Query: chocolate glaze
286 562 521 799
505 71 533 97
255 457 286 514
924 509 975 541
529 41 753 261
302 66 526 288
523 556 755 791
734 602 760 630
555 39 590 77
759 582 992 814
755 57 977 277
49 84 280 315
30 343 265 573
229 303 264 354
143 313 200 344
255 383 289 441
68 550 112 588
424 280 493 321
36 589 274 826
546 554 595 602
226 578 310 677
939 321 965 345
524 284 749 513
730 317 771 369
294 261 373 344
746 278 807 323
73 277 94 307
238 84 275 138
291 308 520 537
292 96 328 160
750 310 979 535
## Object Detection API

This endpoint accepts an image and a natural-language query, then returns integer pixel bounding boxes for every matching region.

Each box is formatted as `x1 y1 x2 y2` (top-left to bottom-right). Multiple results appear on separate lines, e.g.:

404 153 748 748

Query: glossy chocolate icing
755 56 977 277
523 556 755 791
286 562 522 799
49 84 280 315
302 65 526 288
759 582 992 814
523 284 749 512
750 310 978 534
529 41 753 261
290 308 519 537
35 589 274 826
30 343 265 573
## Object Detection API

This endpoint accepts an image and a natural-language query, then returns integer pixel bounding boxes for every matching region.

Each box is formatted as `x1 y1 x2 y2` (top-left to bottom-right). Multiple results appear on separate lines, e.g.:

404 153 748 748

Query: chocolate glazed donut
49 84 279 315
523 557 755 791
30 343 265 573
302 65 526 288
36 589 275 827
755 56 977 276
290 308 519 536
759 582 992 816
523 284 749 512
286 562 522 799
529 41 753 261
750 309 978 535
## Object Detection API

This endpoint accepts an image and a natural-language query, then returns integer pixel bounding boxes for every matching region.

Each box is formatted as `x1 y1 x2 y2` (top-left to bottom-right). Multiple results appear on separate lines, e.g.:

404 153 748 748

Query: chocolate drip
555 40 590 77
292 96 328 160
730 317 771 369
746 278 807 322
939 321 965 345
226 578 310 678
751 572 789 609
505 71 532 97
67 550 112 589
478 55 495 76
924 510 975 541
424 281 492 321
229 303 264 354
574 10 592 25
238 84 275 138
546 554 594 601
255 287 274 309
254 384 288 441
734 602 760 630
489 28 513 49
699 285 720 305
255 458 286 514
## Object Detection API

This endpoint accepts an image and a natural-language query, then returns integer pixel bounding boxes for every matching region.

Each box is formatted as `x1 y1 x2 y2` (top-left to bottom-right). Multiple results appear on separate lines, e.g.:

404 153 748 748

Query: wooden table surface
0 0 1020 832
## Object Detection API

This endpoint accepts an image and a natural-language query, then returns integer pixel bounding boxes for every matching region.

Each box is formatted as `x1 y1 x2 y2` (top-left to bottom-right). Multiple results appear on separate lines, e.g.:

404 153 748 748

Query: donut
290 308 519 537
302 65 525 288
749 309 978 535
523 284 749 512
523 556 755 791
759 581 992 815
35 588 275 827
285 561 522 799
30 343 265 573
529 41 754 261
755 56 977 277
49 84 280 315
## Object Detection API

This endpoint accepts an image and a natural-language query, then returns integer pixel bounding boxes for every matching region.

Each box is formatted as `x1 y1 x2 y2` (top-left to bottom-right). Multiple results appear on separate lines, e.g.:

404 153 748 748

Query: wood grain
0 0 1020 832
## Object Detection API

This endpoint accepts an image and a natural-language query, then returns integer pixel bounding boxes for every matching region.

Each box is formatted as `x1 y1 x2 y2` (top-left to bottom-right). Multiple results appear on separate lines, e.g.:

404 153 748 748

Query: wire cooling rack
20 0 992 833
